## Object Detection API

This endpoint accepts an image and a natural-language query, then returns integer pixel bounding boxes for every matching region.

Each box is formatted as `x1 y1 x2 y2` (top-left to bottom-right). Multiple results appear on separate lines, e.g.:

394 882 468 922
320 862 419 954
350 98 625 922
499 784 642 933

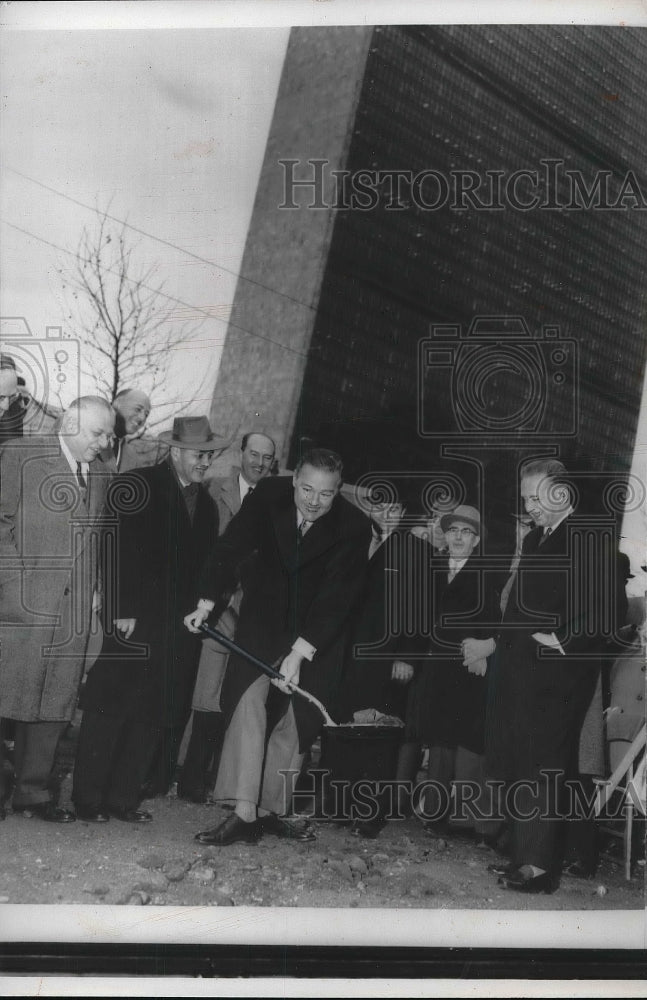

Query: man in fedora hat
72 416 227 822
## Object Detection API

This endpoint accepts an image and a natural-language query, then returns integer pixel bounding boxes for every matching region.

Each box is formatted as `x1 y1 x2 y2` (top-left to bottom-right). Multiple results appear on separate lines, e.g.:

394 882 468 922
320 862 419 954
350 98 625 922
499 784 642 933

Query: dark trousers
178 710 226 797
72 710 160 812
10 720 68 808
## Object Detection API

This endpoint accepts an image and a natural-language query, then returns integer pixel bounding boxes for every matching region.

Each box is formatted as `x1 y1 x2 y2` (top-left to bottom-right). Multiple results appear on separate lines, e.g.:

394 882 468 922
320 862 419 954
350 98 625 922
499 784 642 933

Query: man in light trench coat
0 396 114 821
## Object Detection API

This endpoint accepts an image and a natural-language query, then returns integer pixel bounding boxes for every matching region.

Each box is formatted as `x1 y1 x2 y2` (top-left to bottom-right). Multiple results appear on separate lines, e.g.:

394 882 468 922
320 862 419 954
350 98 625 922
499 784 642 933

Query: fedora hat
159 415 230 451
439 504 482 536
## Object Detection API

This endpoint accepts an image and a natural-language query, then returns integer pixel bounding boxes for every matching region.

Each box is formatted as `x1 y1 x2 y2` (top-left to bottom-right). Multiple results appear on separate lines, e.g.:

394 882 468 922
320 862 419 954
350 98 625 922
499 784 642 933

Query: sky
0 25 289 424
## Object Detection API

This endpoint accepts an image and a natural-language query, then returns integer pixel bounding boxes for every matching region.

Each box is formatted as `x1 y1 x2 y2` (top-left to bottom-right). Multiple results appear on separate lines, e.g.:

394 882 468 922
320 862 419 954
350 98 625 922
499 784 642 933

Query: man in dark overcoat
71 416 225 822
486 458 620 893
185 447 372 845
0 396 114 822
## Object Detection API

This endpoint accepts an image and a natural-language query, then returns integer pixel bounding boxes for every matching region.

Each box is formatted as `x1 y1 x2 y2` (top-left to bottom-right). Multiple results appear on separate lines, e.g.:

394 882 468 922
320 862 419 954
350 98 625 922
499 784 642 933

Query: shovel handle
198 622 337 727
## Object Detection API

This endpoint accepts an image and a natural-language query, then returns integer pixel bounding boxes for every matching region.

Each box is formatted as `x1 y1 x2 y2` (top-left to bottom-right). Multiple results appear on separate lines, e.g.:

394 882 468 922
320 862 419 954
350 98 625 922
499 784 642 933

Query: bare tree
57 205 208 427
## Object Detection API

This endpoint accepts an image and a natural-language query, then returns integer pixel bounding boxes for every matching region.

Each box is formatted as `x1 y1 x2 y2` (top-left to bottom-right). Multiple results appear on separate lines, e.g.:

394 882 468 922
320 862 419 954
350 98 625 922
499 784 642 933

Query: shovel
199 623 337 727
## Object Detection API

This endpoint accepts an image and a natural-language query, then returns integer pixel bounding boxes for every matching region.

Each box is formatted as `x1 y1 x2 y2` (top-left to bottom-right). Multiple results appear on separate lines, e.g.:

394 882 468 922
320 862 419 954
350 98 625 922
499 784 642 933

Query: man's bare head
112 388 151 438
60 396 115 463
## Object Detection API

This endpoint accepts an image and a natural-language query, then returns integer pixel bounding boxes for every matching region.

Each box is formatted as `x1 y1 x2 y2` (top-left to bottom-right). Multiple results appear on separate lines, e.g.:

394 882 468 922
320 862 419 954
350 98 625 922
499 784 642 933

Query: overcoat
0 437 111 721
80 459 219 726
407 554 500 752
202 475 372 750
207 467 242 534
335 526 430 722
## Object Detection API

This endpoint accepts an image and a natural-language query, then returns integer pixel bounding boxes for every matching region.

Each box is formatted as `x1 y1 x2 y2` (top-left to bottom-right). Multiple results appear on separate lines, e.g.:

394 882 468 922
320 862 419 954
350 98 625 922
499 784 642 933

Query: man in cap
179 431 277 802
0 396 114 821
72 416 226 822
409 504 500 844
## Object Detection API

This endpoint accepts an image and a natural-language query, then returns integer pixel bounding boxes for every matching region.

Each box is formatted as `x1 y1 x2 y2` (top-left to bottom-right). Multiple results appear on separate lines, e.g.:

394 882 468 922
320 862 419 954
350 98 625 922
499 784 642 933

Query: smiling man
0 396 114 822
184 447 371 845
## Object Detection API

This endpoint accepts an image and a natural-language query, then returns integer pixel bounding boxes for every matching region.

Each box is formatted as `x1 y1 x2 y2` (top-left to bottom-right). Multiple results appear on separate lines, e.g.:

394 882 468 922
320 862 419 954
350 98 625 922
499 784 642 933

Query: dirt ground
0 726 644 912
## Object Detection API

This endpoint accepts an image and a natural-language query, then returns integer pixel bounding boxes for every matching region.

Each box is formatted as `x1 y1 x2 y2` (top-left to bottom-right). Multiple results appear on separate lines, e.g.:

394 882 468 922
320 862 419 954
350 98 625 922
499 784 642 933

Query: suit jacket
207 467 243 535
202 475 372 748
336 526 430 722
409 553 500 753
486 515 617 781
0 437 111 721
80 459 219 725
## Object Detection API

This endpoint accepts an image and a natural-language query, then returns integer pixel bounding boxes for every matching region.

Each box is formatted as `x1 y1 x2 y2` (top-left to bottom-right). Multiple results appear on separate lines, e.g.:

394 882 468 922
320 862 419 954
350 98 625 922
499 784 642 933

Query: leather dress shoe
13 802 76 823
195 812 261 846
259 814 316 841
108 807 152 823
75 806 110 823
499 868 557 894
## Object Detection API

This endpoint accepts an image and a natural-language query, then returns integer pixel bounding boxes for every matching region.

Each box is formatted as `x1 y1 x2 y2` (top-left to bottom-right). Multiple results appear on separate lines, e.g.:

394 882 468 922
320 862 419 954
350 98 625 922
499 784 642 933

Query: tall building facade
210 25 647 548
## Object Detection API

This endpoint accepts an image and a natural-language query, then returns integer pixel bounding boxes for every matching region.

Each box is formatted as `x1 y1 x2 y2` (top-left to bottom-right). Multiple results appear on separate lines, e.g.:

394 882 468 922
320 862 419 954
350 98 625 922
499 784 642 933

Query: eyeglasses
446 526 476 537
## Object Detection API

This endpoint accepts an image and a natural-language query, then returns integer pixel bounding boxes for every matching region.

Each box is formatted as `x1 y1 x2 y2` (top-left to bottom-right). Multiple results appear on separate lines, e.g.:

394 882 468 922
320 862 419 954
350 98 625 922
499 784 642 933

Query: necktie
298 519 310 540
539 527 552 546
76 462 87 502
183 482 199 522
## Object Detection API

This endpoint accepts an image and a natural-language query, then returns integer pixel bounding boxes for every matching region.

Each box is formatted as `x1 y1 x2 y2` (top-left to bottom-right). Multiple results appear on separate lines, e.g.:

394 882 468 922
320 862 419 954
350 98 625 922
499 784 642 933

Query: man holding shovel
184 447 371 845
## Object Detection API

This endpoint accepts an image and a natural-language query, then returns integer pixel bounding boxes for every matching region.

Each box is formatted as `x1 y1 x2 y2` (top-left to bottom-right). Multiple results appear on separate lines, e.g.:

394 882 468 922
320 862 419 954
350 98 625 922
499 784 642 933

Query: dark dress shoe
13 802 76 823
195 812 261 845
259 814 316 841
75 806 110 823
499 868 557 894
108 807 152 823
562 859 596 879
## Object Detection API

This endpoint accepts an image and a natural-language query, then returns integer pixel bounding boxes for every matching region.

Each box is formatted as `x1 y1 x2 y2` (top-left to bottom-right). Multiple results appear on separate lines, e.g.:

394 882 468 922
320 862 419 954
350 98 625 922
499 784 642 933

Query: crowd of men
0 374 637 896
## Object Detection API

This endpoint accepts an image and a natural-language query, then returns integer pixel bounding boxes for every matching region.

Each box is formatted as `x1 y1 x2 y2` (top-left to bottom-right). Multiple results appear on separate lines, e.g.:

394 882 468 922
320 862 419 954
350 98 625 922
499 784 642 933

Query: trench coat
0 437 111 721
